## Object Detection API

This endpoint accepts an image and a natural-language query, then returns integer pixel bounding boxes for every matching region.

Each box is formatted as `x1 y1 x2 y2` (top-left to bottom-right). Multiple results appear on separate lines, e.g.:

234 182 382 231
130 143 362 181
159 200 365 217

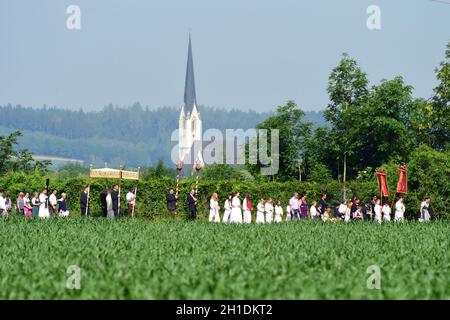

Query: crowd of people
165 189 432 224
0 186 432 223
0 189 69 218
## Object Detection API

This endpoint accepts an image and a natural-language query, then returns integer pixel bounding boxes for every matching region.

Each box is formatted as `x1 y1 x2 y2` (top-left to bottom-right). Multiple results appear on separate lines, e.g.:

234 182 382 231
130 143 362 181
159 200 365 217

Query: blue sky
0 0 449 111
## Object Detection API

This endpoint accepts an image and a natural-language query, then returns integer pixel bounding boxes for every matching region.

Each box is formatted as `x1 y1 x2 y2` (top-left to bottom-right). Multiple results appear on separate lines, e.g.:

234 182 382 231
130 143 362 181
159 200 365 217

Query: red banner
396 165 408 193
375 170 389 197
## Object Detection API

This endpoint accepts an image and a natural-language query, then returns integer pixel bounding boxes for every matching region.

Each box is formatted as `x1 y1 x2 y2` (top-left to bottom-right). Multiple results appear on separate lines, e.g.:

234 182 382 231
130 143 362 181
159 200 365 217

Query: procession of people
0 185 430 223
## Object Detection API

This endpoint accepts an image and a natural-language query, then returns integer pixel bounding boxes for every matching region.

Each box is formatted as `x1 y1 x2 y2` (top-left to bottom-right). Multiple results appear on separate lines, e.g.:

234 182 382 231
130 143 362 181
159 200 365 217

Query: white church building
178 36 203 167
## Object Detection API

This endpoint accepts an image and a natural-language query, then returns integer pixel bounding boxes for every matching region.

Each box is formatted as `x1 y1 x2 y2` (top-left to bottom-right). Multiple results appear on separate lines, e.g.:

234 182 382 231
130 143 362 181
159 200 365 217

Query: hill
0 103 326 167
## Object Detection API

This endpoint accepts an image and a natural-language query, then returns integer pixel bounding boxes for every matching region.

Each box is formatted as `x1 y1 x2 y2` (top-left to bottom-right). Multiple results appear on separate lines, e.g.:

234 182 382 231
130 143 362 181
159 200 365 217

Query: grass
0 216 448 299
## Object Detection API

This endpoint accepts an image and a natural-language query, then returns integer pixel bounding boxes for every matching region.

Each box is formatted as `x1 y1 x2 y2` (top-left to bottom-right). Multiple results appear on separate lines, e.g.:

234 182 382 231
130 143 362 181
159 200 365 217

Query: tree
0 131 51 175
356 76 416 167
429 41 450 150
246 101 311 181
325 53 369 196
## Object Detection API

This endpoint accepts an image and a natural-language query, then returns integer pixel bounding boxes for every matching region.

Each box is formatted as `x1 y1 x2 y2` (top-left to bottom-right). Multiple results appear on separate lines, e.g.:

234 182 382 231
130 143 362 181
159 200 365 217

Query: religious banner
89 168 122 179
375 170 389 197
396 165 408 193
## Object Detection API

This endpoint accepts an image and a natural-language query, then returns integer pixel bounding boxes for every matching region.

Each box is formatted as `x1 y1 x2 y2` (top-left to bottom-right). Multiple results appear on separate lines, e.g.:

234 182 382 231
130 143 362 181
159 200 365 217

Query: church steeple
183 34 197 115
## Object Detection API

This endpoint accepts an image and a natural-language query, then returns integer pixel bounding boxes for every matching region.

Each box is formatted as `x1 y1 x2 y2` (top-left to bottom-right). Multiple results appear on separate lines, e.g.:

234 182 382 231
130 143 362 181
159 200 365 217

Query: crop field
0 217 448 299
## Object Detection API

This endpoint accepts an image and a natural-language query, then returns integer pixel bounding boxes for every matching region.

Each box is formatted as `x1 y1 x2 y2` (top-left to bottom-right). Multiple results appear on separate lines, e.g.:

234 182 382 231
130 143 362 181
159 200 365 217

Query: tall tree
246 101 311 181
325 53 369 196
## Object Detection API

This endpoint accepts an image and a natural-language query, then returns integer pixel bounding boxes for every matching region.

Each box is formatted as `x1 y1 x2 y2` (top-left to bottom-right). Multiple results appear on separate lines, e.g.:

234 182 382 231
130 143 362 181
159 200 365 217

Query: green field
0 217 448 299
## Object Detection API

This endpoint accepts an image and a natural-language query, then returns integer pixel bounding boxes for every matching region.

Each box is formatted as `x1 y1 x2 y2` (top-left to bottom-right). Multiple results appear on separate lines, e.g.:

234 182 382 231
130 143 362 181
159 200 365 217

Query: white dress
242 198 252 224
395 201 405 221
285 205 291 222
274 205 283 223
222 200 231 223
374 204 382 224
344 207 351 222
310 205 319 220
230 196 243 223
382 205 391 221
38 193 49 218
256 203 265 224
106 194 114 218
265 203 274 223
209 198 220 222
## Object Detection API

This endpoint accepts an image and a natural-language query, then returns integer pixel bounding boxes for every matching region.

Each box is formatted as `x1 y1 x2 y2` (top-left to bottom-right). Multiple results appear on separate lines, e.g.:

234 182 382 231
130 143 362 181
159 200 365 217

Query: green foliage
0 217 448 299
0 131 51 175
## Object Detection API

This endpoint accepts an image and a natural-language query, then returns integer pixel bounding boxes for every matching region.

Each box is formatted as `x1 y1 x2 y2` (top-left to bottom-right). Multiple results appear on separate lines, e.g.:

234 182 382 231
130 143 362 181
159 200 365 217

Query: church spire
183 34 197 115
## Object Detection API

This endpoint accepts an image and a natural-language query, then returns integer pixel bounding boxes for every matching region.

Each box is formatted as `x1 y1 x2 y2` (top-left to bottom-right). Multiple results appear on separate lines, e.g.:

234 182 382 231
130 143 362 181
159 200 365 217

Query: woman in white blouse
222 195 232 223
274 200 283 223
256 199 265 224
230 192 243 224
374 199 382 224
382 203 391 222
209 193 220 223
265 198 274 223
395 196 406 222
310 201 319 220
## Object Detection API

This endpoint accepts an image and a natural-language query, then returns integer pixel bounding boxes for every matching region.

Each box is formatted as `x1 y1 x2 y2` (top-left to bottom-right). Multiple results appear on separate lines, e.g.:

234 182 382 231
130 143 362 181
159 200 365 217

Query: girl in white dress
395 196 405 222
209 193 220 222
274 200 283 223
230 192 243 223
256 199 265 224
374 199 382 224
285 204 291 222
382 203 391 222
265 198 274 223
310 201 319 220
344 202 352 222
38 189 50 219
106 190 114 218
242 193 252 224
222 195 232 223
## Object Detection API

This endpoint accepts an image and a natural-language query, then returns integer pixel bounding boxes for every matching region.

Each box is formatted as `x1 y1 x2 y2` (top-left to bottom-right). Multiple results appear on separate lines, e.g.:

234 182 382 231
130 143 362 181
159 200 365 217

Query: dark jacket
166 193 177 211
80 191 88 208
111 190 119 211
187 194 197 211
100 190 107 208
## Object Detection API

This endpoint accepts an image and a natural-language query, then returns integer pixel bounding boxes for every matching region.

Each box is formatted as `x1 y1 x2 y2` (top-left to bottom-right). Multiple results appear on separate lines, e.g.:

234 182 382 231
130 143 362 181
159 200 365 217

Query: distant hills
0 103 326 167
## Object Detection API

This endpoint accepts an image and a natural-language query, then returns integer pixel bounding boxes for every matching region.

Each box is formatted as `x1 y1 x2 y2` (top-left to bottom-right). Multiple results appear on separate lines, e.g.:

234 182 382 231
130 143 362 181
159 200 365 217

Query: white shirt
232 197 240 208
0 196 5 210
210 198 219 212
310 205 319 217
257 203 265 212
265 203 273 214
338 204 347 214
49 194 57 206
275 205 283 216
382 205 391 215
224 200 231 211
126 192 135 205
39 193 47 204
395 201 405 214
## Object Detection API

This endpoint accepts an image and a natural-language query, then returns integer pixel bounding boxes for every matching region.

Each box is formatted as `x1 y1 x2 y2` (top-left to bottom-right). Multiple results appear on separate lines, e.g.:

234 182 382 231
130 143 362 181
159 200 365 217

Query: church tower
178 35 202 165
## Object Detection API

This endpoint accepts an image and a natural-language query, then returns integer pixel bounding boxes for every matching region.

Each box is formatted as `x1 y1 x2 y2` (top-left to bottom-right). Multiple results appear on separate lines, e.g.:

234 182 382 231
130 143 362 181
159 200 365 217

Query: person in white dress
285 204 291 222
38 189 50 219
382 203 391 222
419 197 431 222
374 199 382 224
209 193 220 223
310 201 319 220
242 193 253 224
338 200 347 220
394 196 406 222
222 195 232 223
344 202 352 222
0 190 6 216
230 192 243 223
256 199 265 224
265 198 274 223
274 200 283 223
106 190 114 219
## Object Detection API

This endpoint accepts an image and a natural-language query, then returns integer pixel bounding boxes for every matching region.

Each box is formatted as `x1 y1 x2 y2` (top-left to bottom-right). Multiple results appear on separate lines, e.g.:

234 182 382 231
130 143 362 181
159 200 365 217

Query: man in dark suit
111 184 120 217
80 186 90 216
187 189 197 220
166 187 177 215
100 189 108 217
